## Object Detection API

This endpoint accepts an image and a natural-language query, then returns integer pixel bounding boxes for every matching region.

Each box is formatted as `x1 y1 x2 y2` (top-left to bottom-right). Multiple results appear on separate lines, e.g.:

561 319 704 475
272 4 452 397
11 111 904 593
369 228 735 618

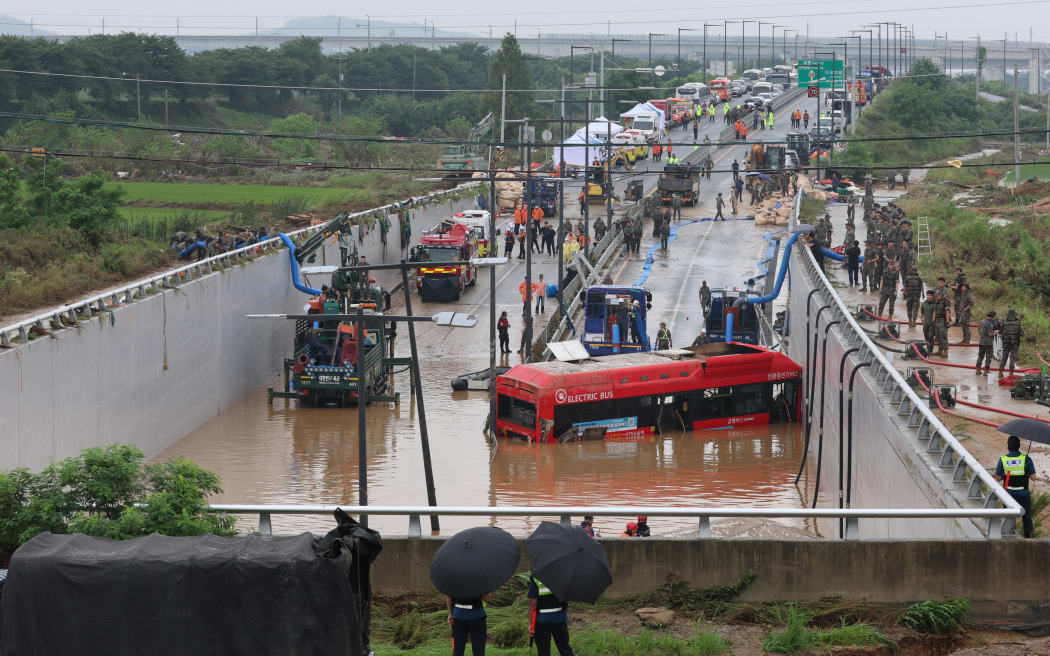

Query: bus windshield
632 119 655 131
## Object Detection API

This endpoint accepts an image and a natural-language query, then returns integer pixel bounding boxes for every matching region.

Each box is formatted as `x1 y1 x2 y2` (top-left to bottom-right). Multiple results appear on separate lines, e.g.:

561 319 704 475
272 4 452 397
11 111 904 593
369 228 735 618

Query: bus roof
500 342 800 390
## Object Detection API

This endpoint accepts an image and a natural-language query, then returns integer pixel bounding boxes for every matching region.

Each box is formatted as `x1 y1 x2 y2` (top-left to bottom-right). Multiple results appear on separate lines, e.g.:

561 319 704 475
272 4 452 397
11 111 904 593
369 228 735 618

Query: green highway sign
797 59 844 89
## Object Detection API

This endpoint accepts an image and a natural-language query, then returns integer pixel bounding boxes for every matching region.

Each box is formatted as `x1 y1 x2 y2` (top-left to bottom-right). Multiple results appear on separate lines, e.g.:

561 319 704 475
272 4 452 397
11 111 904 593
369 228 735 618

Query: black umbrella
996 418 1050 446
429 526 520 599
525 521 612 604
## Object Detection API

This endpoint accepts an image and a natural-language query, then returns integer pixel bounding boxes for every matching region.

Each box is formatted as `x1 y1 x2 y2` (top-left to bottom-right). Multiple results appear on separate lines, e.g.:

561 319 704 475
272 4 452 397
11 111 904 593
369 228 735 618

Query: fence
0 183 481 347
788 190 1022 538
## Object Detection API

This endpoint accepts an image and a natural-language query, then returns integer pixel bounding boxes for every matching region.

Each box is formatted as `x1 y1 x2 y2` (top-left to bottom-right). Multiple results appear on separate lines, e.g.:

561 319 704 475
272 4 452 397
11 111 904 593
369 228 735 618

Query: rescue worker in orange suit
514 204 525 234
517 229 526 259
504 230 515 258
652 142 662 161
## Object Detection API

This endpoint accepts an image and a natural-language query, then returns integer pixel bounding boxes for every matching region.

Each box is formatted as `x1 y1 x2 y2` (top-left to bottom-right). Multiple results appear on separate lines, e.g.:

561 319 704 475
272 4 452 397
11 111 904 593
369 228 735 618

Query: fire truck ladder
915 215 932 259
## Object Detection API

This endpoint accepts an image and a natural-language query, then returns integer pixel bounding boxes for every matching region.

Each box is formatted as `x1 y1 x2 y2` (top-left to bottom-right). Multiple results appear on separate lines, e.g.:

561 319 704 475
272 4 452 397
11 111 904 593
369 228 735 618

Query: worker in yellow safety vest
995 434 1036 538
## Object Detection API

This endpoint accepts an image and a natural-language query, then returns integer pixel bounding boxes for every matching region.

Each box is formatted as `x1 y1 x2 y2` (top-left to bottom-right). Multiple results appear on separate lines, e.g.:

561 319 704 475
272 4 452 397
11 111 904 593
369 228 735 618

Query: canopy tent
561 132 607 167
578 116 623 137
619 102 666 130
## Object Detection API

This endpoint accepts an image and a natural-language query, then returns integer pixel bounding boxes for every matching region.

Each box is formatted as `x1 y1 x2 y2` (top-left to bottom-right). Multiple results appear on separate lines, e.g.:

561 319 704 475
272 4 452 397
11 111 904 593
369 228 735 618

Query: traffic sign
796 59 844 89
807 86 819 98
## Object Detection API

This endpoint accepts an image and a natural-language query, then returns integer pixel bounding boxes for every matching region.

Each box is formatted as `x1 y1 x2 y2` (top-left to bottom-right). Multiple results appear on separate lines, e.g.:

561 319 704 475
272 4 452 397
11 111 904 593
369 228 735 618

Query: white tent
618 102 665 130
560 132 606 167
577 116 623 137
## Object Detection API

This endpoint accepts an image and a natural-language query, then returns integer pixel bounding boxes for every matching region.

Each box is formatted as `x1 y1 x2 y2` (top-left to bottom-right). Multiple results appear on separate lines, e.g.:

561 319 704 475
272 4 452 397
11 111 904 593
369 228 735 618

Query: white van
629 113 660 142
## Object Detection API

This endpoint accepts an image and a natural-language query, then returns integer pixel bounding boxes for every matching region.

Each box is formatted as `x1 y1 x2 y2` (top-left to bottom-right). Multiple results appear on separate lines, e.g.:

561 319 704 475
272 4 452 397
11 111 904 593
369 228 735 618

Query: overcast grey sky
2 0 1047 43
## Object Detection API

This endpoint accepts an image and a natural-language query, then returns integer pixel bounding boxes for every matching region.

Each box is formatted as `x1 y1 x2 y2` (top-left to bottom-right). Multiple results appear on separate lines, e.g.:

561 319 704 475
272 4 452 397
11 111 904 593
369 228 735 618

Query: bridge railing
209 503 1021 539
790 189 1023 538
0 182 481 348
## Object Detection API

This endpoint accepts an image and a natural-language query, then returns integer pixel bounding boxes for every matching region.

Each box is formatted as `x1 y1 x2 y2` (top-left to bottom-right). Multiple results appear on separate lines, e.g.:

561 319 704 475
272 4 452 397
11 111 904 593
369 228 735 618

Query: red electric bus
494 342 802 443
708 77 732 102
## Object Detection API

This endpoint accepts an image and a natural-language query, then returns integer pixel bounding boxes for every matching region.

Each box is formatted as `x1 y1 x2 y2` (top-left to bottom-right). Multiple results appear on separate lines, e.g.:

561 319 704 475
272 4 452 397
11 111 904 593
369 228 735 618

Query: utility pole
1014 67 1020 192
164 89 169 127
524 131 534 361
499 74 507 159
136 74 141 121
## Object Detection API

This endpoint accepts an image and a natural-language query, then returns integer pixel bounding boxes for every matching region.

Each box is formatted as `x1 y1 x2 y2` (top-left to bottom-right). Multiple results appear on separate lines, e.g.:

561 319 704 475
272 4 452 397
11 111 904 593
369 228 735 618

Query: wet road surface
155 97 826 538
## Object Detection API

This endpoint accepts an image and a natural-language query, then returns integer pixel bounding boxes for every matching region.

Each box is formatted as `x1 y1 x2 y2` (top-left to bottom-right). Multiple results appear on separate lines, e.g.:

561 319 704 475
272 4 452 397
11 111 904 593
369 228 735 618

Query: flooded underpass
156 351 825 538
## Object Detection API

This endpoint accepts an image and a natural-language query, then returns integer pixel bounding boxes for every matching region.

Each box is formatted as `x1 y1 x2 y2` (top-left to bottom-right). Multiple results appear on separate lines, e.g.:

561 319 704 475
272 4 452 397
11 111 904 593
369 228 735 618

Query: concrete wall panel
0 196 476 471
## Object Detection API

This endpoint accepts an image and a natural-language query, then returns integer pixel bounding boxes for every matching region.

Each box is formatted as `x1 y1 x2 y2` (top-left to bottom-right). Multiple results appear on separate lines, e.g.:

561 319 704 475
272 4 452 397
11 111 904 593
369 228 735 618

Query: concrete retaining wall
786 255 985 539
372 536 1050 621
0 196 478 472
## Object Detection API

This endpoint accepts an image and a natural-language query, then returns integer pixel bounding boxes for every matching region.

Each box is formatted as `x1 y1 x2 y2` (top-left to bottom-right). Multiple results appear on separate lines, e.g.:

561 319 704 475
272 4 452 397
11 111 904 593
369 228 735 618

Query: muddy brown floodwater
157 348 825 538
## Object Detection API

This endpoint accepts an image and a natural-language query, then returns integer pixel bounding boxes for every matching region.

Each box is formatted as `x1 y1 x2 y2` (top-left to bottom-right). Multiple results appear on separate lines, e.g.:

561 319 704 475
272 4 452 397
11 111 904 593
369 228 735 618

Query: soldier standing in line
843 221 856 251
976 310 998 375
871 242 885 292
902 267 924 327
957 283 974 343
999 309 1025 377
920 290 938 355
950 266 968 326
846 192 857 221
863 189 874 221
632 220 643 254
672 192 683 222
821 214 834 248
813 217 827 247
861 240 877 293
933 289 952 356
877 260 899 319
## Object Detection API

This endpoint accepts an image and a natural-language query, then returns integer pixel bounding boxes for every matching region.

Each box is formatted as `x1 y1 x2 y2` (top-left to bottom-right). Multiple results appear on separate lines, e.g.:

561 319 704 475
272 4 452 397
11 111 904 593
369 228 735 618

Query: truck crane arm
292 212 354 264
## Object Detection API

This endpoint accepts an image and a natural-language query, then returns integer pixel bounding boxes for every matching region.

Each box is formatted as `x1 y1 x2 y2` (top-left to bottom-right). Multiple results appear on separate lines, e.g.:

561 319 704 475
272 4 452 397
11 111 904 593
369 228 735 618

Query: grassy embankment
367 574 973 655
0 172 439 320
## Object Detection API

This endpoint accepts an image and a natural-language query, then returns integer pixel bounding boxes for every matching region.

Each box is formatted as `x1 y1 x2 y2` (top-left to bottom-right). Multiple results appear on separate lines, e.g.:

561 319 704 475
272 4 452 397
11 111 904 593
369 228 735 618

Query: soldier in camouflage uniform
877 260 899 318
871 242 884 292
846 192 857 221
902 268 924 327
950 266 968 326
933 289 952 356
976 310 998 375
861 240 877 293
920 290 938 355
999 309 1025 377
843 221 856 250
957 283 974 342
863 189 874 221
897 237 913 275
813 218 828 249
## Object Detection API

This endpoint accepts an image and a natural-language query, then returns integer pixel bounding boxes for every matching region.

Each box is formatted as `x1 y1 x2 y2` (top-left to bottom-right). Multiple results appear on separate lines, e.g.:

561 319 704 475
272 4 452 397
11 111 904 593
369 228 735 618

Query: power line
3 111 1046 149
4 143 1045 176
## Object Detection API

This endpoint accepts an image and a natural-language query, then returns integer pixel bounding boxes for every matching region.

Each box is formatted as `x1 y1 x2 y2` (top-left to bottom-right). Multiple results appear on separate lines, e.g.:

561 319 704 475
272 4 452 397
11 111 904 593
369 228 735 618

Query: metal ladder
916 215 932 259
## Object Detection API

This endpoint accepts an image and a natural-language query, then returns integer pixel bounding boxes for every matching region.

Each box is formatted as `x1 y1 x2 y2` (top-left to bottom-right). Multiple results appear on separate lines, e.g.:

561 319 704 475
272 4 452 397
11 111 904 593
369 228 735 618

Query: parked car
757 92 774 106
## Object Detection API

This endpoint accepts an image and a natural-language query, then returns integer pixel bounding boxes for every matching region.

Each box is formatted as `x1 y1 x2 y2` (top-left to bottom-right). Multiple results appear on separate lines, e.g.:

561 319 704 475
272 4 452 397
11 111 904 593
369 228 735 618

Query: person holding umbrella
430 526 521 656
995 421 1042 538
525 521 613 656
528 575 574 656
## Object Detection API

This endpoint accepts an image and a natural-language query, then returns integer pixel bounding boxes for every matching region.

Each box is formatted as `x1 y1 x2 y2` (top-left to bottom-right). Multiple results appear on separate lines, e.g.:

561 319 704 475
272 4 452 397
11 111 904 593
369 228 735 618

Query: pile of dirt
473 169 525 210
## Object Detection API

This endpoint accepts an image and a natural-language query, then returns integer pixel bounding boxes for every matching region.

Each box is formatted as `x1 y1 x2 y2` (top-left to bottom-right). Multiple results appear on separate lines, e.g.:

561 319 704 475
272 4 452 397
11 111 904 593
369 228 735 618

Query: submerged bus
494 342 802 443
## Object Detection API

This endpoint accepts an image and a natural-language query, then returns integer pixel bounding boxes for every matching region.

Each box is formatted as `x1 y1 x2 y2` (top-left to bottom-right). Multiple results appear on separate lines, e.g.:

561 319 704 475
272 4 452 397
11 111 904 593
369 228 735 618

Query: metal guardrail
210 503 1023 540
0 183 481 347
789 189 1023 538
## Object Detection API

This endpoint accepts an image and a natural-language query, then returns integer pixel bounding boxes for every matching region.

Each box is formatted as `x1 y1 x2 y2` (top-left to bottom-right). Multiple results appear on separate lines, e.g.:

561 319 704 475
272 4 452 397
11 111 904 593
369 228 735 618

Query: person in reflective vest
995 435 1036 538
655 322 672 350
446 593 491 656
528 574 574 656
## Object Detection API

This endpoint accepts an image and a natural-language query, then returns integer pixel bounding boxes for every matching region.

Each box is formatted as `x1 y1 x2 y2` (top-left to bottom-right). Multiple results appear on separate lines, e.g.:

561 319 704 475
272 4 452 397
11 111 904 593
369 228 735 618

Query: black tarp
1 532 362 656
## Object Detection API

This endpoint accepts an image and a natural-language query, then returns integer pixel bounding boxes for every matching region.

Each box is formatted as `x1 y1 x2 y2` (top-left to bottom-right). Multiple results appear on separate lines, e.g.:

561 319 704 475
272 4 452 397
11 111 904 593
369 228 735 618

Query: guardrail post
698 516 711 538
259 512 272 536
559 515 571 526
844 517 860 539
408 514 422 537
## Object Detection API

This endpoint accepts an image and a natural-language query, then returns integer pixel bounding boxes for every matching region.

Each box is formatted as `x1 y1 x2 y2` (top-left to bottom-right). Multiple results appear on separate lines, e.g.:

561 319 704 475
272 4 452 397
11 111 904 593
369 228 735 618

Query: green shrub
763 604 895 654
899 598 971 634
489 618 528 647
0 445 233 564
391 613 426 650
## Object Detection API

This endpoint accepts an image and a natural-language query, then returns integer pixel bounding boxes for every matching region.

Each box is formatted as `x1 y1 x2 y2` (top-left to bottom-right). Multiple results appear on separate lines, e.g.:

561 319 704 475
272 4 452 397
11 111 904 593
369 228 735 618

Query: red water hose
910 371 1000 428
906 342 1040 374
862 308 978 344
870 318 978 348
862 306 978 328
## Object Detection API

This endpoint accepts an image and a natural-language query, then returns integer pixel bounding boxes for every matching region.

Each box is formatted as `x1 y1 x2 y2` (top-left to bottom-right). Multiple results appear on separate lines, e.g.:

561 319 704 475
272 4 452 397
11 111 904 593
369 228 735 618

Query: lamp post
723 21 740 77
853 29 873 74
784 29 798 71
771 25 785 67
678 28 699 76
648 33 668 84
742 21 758 71
704 23 720 81
865 24 883 73
757 22 771 69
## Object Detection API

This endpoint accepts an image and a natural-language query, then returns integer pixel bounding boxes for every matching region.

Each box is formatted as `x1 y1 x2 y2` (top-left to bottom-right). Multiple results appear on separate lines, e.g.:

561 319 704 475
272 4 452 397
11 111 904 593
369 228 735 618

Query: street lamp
742 21 758 71
757 22 771 69
852 28 873 73
677 28 699 76
864 24 884 72
704 23 720 81
723 21 740 78
772 25 785 68
784 29 799 74
648 33 668 84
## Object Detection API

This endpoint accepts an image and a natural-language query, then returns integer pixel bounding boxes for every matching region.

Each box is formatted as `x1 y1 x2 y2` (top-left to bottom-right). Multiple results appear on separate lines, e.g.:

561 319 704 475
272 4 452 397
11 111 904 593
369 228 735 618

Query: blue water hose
279 233 324 296
745 232 801 305
631 216 755 287
725 311 736 343
177 240 207 258
754 224 788 280
821 247 864 263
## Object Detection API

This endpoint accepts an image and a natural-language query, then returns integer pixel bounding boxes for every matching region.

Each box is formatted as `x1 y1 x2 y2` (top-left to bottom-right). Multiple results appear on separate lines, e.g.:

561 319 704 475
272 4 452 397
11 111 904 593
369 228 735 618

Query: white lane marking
669 219 717 332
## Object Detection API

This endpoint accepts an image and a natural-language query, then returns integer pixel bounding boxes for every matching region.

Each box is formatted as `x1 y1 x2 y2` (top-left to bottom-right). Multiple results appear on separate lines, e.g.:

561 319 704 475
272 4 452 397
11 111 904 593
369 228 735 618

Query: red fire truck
494 342 802 442
412 220 481 302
